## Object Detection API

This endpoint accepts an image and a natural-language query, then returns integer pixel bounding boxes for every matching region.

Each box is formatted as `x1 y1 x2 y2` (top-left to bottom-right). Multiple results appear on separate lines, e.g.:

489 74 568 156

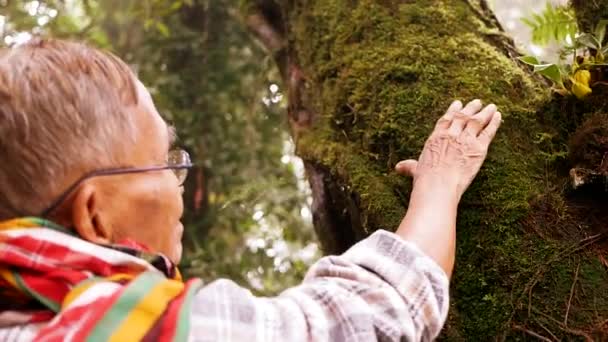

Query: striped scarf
0 217 203 341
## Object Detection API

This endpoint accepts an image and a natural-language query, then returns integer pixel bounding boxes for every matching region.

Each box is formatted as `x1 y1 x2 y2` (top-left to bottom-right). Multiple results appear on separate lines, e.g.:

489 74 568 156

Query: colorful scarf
0 217 203 341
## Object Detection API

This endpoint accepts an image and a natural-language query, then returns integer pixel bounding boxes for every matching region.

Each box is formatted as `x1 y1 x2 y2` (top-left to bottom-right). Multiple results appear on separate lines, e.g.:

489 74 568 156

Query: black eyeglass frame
40 151 193 218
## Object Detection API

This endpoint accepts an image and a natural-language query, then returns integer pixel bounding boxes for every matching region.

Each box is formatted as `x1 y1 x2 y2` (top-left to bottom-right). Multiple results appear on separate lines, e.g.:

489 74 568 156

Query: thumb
395 159 418 177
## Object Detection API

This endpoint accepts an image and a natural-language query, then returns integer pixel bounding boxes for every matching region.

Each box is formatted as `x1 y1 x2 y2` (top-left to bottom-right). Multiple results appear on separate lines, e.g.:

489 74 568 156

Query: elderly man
0 39 501 341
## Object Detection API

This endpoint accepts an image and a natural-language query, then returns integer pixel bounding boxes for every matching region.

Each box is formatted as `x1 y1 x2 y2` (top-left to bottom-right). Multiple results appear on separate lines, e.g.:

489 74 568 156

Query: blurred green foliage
522 3 577 46
0 0 317 295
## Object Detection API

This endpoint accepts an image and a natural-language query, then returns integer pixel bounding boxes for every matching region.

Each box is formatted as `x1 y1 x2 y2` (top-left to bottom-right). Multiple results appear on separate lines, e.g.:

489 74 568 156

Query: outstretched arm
188 100 501 341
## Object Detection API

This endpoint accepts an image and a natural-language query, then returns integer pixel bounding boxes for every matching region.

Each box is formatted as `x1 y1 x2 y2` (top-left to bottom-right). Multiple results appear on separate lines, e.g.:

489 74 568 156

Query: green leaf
156 21 170 37
576 33 600 49
521 17 535 28
595 19 608 45
518 55 541 66
170 1 183 11
144 18 154 30
534 63 563 85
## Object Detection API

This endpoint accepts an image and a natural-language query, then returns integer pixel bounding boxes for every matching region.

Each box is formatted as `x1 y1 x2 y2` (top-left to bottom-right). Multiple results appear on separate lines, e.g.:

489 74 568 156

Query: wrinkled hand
395 99 502 198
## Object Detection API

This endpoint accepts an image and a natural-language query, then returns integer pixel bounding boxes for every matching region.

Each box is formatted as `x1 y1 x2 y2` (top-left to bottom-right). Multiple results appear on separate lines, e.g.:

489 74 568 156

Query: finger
448 99 483 137
395 159 418 177
435 100 463 130
464 103 497 136
479 111 502 145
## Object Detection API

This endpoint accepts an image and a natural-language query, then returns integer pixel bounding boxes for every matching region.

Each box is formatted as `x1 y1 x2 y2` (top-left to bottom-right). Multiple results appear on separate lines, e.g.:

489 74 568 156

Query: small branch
519 233 606 321
564 259 581 326
286 63 314 130
243 1 315 134
537 321 560 342
532 307 567 326
465 0 499 29
557 326 594 342
464 0 522 62
243 1 291 86
245 12 285 53
531 307 595 341
512 325 553 342
479 0 506 31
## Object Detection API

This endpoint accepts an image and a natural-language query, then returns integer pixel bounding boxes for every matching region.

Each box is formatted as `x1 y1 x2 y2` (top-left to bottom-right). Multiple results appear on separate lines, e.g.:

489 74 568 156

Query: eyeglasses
40 149 193 218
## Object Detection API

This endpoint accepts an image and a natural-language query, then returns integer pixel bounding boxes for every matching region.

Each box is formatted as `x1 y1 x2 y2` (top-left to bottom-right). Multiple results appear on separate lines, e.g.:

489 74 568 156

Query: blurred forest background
0 0 567 294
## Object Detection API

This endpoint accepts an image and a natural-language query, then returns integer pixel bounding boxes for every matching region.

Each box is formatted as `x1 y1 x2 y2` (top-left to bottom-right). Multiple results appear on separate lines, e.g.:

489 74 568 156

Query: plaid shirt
188 230 449 341
0 230 449 341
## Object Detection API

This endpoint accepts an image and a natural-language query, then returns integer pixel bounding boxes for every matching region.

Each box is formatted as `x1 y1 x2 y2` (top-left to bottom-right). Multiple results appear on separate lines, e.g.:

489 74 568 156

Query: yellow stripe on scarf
0 219 38 231
62 274 135 309
108 279 184 342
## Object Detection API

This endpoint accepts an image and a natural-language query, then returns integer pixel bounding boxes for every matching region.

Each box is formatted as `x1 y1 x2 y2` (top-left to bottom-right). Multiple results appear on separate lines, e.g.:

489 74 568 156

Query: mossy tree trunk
245 0 608 339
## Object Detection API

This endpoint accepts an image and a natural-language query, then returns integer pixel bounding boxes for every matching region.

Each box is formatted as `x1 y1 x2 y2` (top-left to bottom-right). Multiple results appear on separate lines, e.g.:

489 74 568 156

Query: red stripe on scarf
1 235 149 276
18 271 71 307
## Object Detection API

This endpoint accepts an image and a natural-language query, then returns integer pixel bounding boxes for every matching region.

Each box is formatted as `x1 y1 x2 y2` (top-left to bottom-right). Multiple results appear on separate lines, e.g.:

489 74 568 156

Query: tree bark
246 0 608 339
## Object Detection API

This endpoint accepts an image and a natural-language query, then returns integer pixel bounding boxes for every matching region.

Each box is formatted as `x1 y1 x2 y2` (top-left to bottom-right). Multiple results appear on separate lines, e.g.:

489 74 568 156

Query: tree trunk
246 0 608 339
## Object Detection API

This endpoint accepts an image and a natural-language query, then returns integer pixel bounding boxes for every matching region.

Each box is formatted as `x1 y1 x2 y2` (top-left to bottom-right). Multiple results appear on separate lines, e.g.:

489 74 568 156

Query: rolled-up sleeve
189 230 450 341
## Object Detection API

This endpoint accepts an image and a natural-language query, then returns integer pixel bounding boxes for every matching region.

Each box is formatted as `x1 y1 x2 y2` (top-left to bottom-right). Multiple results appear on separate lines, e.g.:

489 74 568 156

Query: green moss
298 136 406 233
288 0 606 338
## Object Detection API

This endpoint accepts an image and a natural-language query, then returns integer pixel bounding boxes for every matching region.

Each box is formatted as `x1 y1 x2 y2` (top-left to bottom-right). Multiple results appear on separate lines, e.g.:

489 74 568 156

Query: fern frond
522 3 578 46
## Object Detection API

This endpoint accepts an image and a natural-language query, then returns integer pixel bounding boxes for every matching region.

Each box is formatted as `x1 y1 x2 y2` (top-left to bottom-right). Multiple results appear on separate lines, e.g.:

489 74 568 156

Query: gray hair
0 39 138 219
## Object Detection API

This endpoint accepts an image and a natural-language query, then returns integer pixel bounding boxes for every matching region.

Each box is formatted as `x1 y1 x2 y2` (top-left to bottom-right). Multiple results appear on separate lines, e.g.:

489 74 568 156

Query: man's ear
71 183 112 245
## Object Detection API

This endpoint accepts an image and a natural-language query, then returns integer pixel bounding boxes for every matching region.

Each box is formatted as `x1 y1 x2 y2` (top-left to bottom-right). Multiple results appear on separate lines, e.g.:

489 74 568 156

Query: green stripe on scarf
13 270 61 312
85 272 164 341
174 279 204 341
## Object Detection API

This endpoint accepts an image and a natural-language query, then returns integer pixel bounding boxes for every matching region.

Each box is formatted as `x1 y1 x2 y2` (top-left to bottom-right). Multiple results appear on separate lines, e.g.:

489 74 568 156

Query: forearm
396 176 460 278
